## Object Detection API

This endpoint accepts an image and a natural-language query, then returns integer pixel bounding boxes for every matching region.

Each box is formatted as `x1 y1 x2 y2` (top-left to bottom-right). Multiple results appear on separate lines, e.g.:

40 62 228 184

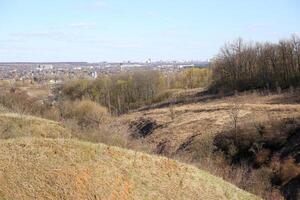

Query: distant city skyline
0 0 299 62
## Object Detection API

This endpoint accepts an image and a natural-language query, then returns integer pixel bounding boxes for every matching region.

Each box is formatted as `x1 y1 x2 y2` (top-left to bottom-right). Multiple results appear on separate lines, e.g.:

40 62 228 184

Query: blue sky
0 0 299 62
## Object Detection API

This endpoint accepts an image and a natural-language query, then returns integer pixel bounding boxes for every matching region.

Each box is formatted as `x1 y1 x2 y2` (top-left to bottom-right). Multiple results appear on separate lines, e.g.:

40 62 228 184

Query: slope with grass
123 91 300 158
0 113 71 139
122 91 300 199
0 137 260 200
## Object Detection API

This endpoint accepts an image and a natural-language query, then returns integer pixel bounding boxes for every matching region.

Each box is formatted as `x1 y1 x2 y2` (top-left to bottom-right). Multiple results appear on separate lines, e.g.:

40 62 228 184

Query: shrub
62 100 109 128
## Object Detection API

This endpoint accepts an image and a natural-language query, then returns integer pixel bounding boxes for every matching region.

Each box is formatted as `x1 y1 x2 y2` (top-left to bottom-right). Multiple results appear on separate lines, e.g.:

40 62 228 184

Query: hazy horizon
1 0 299 62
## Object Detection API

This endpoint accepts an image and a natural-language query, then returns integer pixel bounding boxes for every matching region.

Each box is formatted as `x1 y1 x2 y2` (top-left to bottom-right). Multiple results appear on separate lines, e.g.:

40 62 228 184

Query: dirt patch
155 139 170 155
176 134 201 153
129 117 160 138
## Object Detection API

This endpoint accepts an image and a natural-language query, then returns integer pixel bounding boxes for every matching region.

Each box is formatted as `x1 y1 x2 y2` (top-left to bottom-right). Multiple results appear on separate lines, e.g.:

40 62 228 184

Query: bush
62 100 109 128
0 89 52 116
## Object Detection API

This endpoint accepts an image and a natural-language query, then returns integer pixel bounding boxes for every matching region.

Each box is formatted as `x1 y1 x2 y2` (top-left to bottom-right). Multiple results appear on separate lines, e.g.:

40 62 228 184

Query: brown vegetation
0 137 259 200
214 117 300 199
0 113 71 139
120 91 300 199
59 68 211 115
1 36 300 199
211 35 300 92
60 99 109 128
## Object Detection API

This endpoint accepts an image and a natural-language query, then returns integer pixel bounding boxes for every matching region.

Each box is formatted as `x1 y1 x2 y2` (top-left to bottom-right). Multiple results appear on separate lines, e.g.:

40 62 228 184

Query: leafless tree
228 97 242 140
211 35 300 92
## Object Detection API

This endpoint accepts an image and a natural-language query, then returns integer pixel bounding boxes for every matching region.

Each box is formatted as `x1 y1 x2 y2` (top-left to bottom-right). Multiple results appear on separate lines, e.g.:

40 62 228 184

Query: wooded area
211 35 300 92
60 68 211 114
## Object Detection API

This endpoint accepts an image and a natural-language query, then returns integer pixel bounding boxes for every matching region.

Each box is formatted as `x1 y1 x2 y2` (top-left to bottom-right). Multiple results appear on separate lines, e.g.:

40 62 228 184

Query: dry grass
0 113 71 139
0 137 260 200
121 92 300 156
119 91 300 199
0 86 297 199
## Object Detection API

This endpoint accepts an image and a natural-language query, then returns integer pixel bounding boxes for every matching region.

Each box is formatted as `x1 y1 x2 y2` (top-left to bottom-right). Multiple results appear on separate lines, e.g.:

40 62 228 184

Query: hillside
0 113 71 139
121 91 300 198
0 137 259 200
0 112 260 200
122 92 300 157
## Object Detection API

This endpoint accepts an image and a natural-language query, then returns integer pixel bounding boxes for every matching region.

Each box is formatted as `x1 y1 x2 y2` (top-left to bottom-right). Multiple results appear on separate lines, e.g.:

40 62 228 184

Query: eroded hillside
121 91 300 199
0 111 260 200
123 92 300 157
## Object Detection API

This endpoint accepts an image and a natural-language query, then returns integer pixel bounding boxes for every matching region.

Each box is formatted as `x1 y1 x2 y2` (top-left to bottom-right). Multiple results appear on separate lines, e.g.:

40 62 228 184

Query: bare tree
228 97 242 141
211 35 300 92
169 104 175 121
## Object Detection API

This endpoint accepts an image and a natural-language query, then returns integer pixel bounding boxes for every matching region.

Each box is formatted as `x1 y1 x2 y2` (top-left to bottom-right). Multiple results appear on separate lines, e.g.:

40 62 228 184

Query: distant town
0 61 209 84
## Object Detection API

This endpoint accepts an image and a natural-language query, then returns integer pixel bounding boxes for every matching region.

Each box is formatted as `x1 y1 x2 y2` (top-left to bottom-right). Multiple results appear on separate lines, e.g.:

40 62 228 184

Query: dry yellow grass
0 90 296 199
121 92 300 157
0 137 260 200
117 92 300 198
0 113 71 139
17 83 52 99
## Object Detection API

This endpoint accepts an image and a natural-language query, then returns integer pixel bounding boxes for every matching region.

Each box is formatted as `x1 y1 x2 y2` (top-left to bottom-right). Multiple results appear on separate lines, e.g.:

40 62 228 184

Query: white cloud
0 38 23 43
69 22 97 29
9 31 70 41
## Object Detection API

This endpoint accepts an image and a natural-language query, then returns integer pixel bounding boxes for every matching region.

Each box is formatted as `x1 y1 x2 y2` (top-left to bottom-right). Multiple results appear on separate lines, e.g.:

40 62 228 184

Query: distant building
37 64 53 71
90 71 98 79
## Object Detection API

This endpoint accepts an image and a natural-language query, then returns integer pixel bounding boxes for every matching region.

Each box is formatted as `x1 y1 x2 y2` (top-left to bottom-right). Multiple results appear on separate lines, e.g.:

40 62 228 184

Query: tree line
59 68 211 114
167 67 211 89
210 35 300 92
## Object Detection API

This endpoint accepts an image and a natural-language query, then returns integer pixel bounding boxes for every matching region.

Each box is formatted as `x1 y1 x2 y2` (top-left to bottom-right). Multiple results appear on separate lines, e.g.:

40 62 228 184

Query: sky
0 0 299 62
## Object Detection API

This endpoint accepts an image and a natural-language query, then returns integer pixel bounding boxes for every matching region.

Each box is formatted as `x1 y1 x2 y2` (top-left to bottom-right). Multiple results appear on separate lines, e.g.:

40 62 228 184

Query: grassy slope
0 137 260 200
0 112 259 200
121 92 300 157
0 113 71 139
